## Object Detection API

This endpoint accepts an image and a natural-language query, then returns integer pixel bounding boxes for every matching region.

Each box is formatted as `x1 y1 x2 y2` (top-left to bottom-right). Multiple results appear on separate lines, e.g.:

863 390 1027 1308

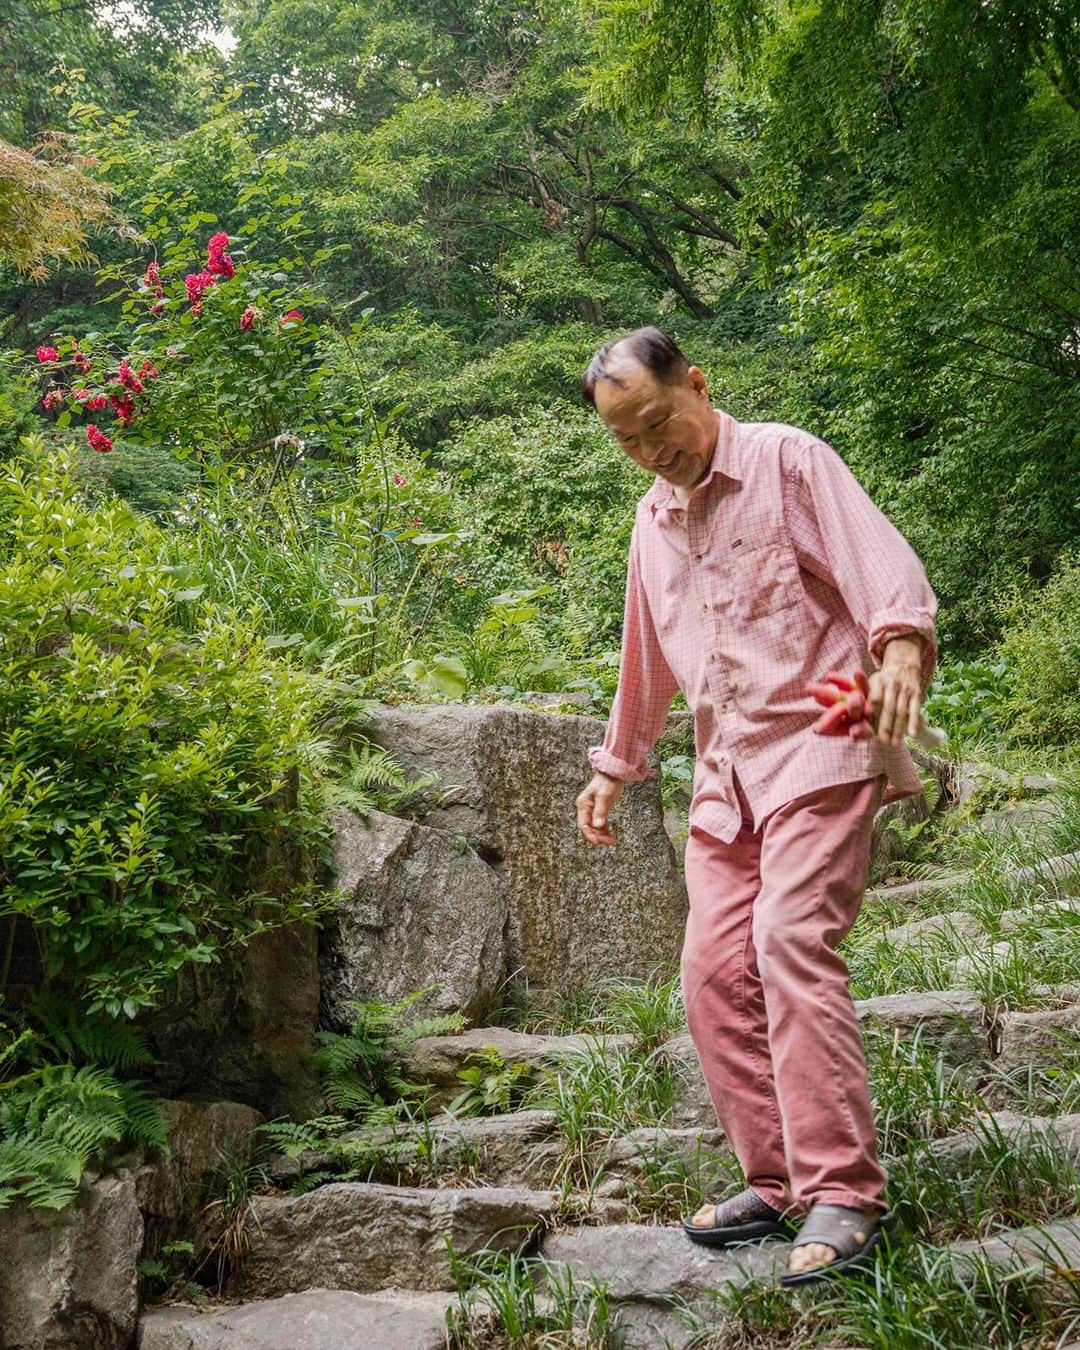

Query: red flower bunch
110 393 136 427
240 305 258 331
807 669 873 740
118 360 146 395
86 424 114 454
41 390 65 411
36 346 59 363
81 393 108 411
139 359 160 379
279 309 305 326
393 473 406 486
185 269 216 316
143 261 164 313
72 347 92 375
206 232 236 280
73 387 92 402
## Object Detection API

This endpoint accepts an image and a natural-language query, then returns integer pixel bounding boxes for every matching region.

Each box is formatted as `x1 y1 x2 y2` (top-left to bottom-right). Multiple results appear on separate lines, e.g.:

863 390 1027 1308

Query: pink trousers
680 773 887 1215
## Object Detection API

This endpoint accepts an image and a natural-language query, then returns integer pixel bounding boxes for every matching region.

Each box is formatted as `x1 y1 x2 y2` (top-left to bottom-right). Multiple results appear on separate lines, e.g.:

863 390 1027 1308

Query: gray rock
538 1223 788 1350
977 800 1063 836
320 808 507 1029
956 760 1064 806
865 873 971 910
141 920 322 1121
995 1004 1080 1071
397 1026 636 1108
363 704 687 996
931 1112 1080 1170
1011 850 1080 896
947 1218 1080 1284
135 1099 263 1258
999 898 1080 932
880 911 985 951
950 940 1016 986
0 1171 142 1350
663 1033 716 1129
602 1125 730 1173
230 1181 554 1299
138 1289 456 1350
356 1109 561 1187
854 990 987 1061
869 793 931 886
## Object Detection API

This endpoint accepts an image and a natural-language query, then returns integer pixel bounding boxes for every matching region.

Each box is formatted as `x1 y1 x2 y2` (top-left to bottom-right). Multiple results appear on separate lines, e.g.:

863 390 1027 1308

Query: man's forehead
595 360 674 419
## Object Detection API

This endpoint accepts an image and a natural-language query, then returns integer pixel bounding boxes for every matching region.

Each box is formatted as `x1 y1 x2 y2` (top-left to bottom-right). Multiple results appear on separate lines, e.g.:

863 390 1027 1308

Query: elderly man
574 327 937 1285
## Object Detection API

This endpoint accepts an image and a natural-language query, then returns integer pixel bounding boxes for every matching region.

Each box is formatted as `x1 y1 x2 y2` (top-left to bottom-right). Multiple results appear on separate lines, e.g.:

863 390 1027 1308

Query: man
574 327 937 1285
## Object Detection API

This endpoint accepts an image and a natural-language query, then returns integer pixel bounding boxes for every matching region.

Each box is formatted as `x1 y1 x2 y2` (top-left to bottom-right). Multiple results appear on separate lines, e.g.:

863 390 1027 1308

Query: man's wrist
881 633 923 669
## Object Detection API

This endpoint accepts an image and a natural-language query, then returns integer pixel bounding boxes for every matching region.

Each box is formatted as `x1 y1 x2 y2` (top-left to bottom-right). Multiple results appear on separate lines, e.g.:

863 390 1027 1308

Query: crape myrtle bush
0 439 329 1019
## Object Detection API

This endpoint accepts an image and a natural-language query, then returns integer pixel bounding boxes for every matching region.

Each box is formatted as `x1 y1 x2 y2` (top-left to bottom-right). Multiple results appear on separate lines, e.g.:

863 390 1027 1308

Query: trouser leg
681 813 793 1212
752 776 888 1213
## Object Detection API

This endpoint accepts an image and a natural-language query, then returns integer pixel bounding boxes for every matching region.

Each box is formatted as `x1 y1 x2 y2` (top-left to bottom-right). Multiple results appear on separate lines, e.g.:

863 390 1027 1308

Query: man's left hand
869 635 924 746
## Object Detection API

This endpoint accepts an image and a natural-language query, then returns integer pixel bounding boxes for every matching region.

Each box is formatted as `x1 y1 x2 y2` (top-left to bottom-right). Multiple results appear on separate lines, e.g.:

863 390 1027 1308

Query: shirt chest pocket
729 542 802 622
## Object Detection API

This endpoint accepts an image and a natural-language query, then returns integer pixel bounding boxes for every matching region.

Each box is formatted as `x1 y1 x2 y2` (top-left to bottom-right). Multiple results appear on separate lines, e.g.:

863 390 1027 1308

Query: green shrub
923 657 1014 744
995 552 1080 745
0 438 330 1019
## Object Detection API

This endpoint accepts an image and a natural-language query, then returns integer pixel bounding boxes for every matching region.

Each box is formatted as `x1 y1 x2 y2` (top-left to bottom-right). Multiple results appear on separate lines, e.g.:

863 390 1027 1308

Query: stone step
879 910 986 951
994 1004 1080 1071
537 1222 788 1350
947 1218 1080 1284
268 1108 562 1190
930 1112 1080 1169
399 1026 636 1107
138 1288 456 1349
866 848 1080 913
229 1181 554 1300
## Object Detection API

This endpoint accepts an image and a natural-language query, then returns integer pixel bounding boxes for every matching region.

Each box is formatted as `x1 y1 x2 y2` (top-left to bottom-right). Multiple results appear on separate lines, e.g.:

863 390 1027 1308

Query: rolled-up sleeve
783 433 938 695
588 527 680 780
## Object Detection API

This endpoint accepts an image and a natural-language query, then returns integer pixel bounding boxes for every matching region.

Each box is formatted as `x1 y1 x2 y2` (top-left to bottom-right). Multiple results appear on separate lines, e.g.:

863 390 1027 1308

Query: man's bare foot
787 1240 838 1273
786 1206 879 1273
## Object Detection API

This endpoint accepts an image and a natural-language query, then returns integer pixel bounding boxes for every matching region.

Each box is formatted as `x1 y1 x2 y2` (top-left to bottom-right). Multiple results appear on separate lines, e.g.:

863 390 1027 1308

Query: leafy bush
923 657 1014 745
996 552 1080 745
0 439 329 1018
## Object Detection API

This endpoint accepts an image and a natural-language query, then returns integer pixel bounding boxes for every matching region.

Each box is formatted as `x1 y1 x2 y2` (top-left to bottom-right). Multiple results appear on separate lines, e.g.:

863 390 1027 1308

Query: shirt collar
649 408 740 516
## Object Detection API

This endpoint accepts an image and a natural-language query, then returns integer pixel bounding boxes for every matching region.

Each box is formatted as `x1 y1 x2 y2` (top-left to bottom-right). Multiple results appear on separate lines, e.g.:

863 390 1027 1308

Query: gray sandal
780 1203 893 1286
682 1186 797 1248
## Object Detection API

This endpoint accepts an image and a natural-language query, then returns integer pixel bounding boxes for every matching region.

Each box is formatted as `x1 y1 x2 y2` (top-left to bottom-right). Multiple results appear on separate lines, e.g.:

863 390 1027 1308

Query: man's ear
688 365 709 399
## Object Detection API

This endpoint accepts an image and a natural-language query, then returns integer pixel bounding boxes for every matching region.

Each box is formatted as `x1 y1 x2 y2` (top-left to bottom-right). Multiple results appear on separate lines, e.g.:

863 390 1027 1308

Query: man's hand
576 771 626 846
869 635 924 746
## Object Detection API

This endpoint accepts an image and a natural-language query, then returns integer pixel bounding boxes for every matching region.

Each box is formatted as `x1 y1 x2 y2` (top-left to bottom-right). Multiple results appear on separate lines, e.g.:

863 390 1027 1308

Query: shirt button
721 701 731 713
701 602 709 612
695 553 703 562
718 752 730 766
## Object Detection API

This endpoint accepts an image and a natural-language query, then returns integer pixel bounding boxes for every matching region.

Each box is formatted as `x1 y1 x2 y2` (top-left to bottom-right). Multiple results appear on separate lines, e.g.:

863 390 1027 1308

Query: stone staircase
5 721 1078 1350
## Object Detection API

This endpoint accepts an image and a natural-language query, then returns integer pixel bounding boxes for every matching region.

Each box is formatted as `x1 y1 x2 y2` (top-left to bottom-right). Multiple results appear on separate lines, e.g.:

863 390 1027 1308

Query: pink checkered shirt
588 408 938 843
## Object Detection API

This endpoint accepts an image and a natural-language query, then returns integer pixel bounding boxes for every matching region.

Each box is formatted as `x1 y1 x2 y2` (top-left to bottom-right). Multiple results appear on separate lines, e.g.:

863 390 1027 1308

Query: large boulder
140 919 322 1120
134 1099 264 1259
229 1181 554 1299
320 808 507 1030
363 704 688 997
0 1171 142 1350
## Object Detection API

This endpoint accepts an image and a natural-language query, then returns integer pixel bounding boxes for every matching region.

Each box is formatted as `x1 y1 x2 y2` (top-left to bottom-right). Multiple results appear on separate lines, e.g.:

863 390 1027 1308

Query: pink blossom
110 393 135 427
86 424 114 453
279 309 305 326
118 360 145 395
36 346 59 363
185 270 216 316
240 305 257 332
206 232 236 279
73 387 92 403
393 473 406 486
41 390 65 411
72 349 92 375
85 394 108 411
140 359 160 379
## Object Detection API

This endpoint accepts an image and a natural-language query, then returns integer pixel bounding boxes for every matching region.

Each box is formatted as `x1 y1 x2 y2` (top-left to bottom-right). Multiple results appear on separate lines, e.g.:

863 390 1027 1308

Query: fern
311 989 464 1119
29 994 157 1070
0 1062 167 1210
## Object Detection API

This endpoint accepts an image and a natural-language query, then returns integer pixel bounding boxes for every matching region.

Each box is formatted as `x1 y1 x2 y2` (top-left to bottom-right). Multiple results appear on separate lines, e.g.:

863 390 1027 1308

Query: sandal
682 1187 797 1249
779 1203 894 1287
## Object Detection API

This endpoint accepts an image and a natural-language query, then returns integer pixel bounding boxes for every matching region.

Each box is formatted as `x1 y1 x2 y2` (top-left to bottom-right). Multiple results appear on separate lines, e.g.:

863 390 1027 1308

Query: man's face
593 357 717 489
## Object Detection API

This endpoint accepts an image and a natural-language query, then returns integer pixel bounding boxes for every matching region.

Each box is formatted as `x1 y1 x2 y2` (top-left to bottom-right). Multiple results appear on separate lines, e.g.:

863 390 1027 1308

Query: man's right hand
575 771 626 847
